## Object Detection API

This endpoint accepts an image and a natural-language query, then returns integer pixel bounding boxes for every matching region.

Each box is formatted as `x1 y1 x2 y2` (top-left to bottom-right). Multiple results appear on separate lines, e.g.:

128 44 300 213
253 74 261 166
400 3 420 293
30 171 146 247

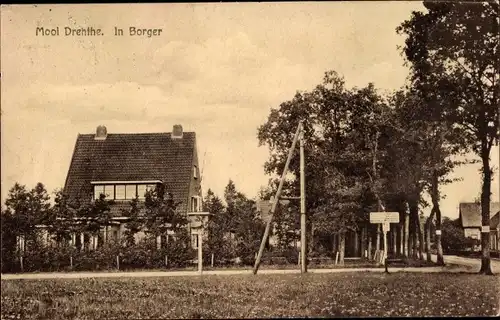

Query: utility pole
299 125 307 273
253 122 303 275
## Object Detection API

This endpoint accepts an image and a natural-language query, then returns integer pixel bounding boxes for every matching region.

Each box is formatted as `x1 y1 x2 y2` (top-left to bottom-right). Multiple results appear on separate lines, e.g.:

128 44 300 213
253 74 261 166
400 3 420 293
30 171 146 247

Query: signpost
187 212 212 275
370 212 399 273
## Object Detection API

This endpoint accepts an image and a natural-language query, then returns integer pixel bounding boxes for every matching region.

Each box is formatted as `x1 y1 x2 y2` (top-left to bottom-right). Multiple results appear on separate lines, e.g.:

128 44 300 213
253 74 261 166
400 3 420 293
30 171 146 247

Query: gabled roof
491 212 500 230
459 202 500 228
255 198 290 223
64 131 196 212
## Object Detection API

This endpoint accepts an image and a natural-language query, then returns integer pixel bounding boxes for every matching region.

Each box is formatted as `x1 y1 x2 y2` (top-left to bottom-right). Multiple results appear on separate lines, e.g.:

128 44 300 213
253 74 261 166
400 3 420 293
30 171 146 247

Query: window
138 184 156 199
137 185 147 199
94 185 104 200
94 183 158 200
115 185 126 200
193 166 198 179
191 232 199 249
104 185 114 199
94 185 113 199
191 196 201 212
126 185 137 199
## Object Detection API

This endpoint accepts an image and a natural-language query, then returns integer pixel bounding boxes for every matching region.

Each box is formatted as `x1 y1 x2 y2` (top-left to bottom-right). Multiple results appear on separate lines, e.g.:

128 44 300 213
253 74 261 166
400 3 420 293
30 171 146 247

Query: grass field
2 272 498 319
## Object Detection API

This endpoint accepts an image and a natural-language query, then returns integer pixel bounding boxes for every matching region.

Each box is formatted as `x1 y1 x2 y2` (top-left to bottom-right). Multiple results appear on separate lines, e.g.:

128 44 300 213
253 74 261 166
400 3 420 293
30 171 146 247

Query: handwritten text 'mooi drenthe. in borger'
35 26 163 38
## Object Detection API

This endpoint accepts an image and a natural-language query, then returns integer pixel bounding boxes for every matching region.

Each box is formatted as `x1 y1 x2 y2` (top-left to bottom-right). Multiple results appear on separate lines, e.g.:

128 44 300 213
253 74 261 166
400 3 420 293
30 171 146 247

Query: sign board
481 226 490 233
435 230 441 235
370 212 399 224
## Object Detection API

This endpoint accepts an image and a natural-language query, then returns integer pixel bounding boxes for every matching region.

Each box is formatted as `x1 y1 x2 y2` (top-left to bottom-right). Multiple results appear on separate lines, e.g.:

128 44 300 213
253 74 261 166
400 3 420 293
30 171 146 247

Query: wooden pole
116 255 120 270
211 253 214 268
253 122 303 274
383 222 389 272
299 125 307 273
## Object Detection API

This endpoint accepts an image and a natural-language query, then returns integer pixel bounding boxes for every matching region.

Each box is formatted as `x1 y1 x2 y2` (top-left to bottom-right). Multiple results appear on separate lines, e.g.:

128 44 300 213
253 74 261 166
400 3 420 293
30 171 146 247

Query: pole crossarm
253 121 304 275
279 196 301 201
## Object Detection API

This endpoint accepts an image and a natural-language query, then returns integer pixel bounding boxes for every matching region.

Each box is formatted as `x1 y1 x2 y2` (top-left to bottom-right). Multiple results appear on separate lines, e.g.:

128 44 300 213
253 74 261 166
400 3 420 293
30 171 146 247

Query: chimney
95 125 107 140
172 124 183 139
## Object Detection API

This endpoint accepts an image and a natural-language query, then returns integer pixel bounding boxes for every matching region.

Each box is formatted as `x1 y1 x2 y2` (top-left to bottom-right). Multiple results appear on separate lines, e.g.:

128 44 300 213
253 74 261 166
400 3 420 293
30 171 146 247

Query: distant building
62 124 205 250
255 197 291 248
458 202 500 250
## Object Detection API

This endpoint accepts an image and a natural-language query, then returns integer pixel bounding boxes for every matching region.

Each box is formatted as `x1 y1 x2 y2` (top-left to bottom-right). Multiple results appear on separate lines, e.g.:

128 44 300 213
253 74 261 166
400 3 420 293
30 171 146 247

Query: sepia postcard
1 2 499 318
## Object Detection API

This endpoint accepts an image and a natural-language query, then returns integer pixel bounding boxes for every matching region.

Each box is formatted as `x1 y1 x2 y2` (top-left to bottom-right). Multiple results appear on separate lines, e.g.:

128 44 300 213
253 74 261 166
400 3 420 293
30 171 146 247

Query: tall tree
397 1 499 274
122 196 143 247
4 183 51 249
143 183 188 247
258 71 394 261
47 189 80 247
203 188 234 263
224 180 264 264
78 193 113 249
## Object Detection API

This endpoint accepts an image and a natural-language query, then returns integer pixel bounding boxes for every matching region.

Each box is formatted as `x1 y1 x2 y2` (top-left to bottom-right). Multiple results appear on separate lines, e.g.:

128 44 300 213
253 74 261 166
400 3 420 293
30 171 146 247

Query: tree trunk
409 197 419 259
367 226 372 260
397 224 402 256
417 216 424 261
309 222 315 257
376 225 381 251
479 148 493 275
408 208 414 258
426 208 435 262
354 231 359 257
339 232 346 265
360 227 366 259
403 211 409 258
331 234 336 257
392 227 397 255
429 170 445 266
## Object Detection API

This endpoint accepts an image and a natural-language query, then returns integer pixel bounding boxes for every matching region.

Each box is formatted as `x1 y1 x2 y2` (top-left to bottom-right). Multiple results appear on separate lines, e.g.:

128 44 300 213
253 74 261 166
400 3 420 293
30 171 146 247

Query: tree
77 193 113 250
122 196 143 247
386 90 468 263
4 183 51 249
143 183 188 247
258 72 394 262
272 201 299 252
203 189 234 264
1 209 17 272
224 180 264 264
398 0 499 274
47 189 80 247
442 217 479 252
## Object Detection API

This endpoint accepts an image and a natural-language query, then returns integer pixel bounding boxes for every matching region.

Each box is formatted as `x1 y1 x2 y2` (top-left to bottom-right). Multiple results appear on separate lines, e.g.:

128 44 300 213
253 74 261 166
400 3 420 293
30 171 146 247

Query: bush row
3 240 199 273
3 242 308 273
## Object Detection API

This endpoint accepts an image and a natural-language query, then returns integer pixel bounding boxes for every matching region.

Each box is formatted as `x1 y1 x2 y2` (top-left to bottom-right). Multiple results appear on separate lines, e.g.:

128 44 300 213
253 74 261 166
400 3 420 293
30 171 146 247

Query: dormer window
193 165 198 179
91 181 161 201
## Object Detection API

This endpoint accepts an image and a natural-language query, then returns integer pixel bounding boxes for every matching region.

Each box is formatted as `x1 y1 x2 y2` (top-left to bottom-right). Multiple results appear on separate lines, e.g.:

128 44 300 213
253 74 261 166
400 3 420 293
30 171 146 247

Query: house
63 124 206 250
458 202 500 250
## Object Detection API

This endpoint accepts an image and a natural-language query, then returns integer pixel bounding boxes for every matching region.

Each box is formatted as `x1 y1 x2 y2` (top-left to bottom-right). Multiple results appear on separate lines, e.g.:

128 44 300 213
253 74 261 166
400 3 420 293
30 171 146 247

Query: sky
1 3 499 219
